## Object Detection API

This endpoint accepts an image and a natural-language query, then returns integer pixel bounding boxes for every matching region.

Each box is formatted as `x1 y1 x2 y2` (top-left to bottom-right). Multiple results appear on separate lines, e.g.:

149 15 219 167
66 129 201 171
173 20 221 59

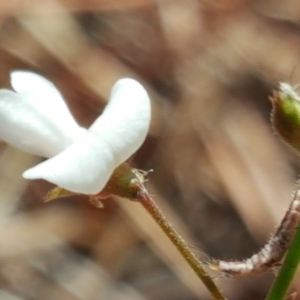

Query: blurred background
0 0 300 299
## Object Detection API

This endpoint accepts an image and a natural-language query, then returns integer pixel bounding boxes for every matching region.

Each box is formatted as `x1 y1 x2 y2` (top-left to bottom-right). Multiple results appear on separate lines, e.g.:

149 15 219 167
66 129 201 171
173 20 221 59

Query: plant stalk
265 219 300 300
137 186 226 300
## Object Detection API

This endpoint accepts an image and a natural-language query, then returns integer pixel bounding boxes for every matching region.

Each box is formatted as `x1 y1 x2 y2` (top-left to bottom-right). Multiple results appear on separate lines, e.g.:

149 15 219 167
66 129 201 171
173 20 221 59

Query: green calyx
97 162 143 201
44 163 145 204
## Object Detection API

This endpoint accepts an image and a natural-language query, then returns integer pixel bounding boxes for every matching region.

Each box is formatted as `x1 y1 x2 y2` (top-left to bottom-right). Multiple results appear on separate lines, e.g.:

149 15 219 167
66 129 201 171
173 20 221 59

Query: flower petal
89 78 151 165
0 71 85 157
23 131 115 194
23 78 151 195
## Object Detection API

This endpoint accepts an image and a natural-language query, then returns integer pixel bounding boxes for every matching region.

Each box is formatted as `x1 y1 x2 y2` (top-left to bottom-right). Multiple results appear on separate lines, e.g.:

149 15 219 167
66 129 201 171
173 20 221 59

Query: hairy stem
136 185 226 300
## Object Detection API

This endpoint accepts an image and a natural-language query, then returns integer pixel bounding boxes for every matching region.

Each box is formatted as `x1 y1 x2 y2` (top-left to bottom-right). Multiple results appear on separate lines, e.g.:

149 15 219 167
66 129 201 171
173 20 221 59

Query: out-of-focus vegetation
0 0 300 299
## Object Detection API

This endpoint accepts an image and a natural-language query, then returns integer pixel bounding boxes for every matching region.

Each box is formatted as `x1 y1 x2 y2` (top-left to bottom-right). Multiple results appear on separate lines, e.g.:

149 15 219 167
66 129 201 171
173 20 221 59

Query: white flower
0 71 151 195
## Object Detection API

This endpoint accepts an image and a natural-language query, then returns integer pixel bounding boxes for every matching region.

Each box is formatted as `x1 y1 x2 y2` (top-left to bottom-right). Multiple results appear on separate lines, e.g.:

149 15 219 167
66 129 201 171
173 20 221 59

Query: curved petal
23 131 115 194
89 78 151 165
11 71 78 129
5 71 84 156
23 78 151 195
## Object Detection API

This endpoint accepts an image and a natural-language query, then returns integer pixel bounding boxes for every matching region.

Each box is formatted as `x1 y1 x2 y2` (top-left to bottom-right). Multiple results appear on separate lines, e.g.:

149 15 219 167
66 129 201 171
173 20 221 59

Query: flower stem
136 186 226 300
265 219 300 300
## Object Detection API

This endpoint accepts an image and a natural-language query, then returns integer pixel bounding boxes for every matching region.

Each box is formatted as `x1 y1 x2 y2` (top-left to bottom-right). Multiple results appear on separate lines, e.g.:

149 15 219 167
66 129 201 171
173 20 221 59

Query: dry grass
0 1 299 299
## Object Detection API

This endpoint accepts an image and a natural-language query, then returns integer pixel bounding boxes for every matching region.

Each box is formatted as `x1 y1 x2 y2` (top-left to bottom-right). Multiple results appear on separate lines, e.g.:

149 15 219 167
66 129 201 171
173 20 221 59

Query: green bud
271 83 300 153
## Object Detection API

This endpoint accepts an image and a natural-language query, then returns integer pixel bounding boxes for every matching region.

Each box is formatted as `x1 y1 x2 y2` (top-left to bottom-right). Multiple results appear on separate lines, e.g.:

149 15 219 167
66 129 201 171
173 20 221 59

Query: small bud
270 83 300 153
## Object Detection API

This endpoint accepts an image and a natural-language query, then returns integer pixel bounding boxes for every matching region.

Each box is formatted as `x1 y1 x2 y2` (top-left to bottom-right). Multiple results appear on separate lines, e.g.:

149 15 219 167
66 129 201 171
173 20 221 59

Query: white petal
89 78 151 165
23 131 115 194
23 78 151 195
0 71 85 157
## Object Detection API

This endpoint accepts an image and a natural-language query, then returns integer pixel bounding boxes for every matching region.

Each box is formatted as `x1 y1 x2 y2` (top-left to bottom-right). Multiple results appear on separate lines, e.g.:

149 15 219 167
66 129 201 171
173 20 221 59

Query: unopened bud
270 83 300 153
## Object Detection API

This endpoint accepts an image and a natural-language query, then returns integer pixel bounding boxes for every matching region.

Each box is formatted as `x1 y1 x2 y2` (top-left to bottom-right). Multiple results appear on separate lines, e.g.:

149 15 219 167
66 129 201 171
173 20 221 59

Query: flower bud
271 83 300 153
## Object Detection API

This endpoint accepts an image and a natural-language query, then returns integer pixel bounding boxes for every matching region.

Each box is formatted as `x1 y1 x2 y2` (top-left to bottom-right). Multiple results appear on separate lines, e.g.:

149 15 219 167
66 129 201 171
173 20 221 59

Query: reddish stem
136 185 226 300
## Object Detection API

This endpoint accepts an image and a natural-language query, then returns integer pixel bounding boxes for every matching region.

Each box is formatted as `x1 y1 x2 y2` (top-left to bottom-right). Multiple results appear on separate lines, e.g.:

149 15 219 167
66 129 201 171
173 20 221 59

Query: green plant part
267 82 300 300
270 83 300 152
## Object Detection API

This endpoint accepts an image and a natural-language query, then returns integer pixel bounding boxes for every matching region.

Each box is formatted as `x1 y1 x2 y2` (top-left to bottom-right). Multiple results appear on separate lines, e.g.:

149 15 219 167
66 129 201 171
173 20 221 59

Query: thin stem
265 221 300 300
137 186 226 300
